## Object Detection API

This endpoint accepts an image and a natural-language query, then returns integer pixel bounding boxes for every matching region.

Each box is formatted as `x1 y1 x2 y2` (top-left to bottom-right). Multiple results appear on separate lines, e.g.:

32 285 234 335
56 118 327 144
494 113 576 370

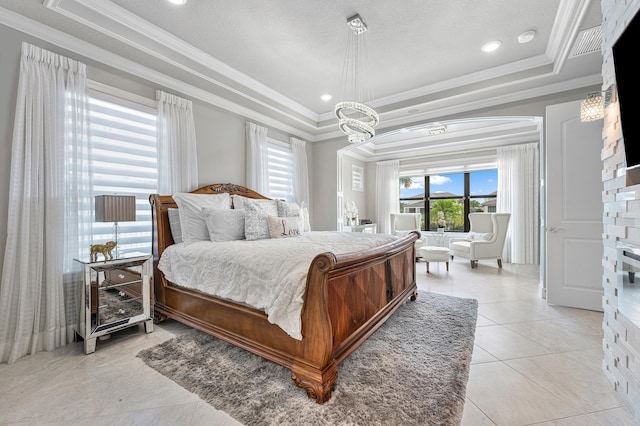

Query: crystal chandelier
335 14 379 143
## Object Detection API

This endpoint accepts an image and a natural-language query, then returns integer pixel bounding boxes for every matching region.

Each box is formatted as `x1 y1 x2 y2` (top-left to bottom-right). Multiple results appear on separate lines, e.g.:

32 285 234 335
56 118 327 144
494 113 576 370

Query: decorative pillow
275 199 306 231
234 195 278 216
167 208 183 244
301 207 311 232
268 216 302 238
173 192 232 243
203 208 245 242
467 231 494 241
244 211 271 241
276 199 300 217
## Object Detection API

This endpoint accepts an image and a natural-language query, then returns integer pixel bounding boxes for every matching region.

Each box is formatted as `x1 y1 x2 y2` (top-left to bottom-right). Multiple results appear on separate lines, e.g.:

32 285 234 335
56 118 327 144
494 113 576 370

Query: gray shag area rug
137 291 478 426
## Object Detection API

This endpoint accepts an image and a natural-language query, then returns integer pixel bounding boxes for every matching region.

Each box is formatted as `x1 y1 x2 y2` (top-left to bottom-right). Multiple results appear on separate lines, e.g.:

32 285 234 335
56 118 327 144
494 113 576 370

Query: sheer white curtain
375 160 400 234
0 42 91 364
246 122 268 194
290 137 310 207
156 90 199 193
497 143 539 264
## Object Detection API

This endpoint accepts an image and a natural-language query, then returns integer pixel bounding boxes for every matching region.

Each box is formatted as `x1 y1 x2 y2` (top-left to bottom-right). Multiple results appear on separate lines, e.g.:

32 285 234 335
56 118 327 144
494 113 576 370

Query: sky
399 169 498 198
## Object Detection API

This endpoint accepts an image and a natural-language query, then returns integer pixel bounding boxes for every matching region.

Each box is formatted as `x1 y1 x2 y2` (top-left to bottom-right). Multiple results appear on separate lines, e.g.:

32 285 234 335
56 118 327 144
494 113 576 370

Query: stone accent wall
601 0 640 416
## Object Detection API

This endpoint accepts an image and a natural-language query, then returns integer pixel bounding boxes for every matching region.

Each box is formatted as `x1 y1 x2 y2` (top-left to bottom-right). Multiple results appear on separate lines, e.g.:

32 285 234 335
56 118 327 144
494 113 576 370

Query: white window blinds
266 138 294 201
88 87 158 254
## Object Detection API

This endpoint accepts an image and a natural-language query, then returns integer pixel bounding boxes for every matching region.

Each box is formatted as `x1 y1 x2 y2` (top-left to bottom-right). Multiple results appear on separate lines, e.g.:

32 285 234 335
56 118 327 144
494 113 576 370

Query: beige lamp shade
95 195 136 222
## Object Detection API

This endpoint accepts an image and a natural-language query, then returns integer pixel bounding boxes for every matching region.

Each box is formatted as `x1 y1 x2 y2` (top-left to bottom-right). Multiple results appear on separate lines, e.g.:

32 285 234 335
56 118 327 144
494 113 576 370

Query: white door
545 100 604 311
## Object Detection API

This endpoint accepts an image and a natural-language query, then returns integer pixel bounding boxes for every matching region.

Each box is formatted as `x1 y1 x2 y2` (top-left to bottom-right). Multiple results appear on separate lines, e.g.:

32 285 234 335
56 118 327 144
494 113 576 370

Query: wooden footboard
149 184 418 403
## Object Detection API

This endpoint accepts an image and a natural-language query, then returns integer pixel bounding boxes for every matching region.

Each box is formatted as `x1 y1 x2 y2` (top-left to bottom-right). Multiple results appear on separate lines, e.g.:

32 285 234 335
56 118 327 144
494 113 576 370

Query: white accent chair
449 213 511 269
390 213 425 258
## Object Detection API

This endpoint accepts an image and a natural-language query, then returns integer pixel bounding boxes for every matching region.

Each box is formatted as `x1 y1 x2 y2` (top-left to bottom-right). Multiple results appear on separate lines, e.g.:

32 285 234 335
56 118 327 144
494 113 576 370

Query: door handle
547 226 566 232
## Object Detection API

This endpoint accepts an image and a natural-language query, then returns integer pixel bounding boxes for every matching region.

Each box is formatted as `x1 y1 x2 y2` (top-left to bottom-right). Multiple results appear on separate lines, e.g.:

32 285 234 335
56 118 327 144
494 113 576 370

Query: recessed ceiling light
321 94 332 102
481 40 502 53
517 30 536 44
168 0 187 5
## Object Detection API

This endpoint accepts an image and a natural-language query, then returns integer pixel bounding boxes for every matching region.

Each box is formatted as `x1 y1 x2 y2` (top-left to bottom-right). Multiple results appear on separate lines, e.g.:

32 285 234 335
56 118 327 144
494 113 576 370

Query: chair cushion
419 246 450 262
450 240 471 254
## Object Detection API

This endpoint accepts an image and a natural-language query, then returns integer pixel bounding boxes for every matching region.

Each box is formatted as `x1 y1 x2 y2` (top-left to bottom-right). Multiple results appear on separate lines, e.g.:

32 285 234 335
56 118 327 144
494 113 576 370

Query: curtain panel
290 137 310 208
0 42 91 364
156 90 199 194
375 160 400 234
497 143 539 264
245 122 269 195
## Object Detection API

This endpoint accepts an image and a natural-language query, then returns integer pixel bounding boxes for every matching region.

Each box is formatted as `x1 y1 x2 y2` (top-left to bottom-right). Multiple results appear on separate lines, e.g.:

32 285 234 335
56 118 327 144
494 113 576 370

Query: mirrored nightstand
74 253 153 354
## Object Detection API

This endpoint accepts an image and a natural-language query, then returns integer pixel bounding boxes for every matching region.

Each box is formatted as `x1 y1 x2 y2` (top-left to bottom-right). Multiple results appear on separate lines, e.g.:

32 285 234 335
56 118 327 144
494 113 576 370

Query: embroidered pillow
173 192 232 243
275 199 306 230
276 199 300 217
203 208 245 242
168 208 183 244
244 211 271 241
467 231 494 241
234 195 278 216
268 216 302 239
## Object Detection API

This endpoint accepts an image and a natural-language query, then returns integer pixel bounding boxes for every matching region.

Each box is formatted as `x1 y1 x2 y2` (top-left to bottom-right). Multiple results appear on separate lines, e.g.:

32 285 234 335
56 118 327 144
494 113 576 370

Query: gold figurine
90 241 117 262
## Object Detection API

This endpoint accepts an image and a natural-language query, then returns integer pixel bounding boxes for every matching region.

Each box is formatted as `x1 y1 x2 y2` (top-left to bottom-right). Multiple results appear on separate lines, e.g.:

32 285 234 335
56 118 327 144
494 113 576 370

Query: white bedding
158 231 398 340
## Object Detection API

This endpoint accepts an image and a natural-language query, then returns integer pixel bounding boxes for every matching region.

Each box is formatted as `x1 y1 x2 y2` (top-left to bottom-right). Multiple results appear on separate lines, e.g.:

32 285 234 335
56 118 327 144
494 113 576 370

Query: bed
149 183 419 403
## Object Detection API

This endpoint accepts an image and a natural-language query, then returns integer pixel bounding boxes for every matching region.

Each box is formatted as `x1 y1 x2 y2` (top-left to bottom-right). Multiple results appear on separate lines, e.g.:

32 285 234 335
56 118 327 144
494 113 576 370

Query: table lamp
95 195 136 259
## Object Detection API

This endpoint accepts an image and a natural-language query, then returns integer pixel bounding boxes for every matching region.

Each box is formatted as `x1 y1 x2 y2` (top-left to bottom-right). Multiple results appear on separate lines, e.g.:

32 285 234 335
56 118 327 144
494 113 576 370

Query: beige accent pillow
268 216 302 238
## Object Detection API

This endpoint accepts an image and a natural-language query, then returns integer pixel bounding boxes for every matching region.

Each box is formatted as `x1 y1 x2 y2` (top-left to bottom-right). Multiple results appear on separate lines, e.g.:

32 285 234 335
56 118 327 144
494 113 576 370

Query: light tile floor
0 260 638 425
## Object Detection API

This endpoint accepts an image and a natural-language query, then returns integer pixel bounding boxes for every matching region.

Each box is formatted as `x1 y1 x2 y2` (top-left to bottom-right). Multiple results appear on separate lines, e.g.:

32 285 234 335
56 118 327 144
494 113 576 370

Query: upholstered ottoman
418 246 450 273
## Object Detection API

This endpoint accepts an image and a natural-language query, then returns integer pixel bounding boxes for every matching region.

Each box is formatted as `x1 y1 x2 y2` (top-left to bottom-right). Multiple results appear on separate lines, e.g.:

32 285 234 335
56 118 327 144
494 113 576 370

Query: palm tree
429 199 464 230
400 177 413 189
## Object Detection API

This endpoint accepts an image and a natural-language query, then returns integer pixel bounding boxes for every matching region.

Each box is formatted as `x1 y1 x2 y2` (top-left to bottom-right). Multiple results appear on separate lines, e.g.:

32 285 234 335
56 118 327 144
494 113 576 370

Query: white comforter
158 231 398 340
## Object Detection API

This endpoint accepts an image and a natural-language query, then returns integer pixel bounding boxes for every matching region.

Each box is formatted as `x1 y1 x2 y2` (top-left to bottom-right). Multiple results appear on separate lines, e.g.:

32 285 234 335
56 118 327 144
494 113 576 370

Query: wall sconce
580 87 613 122
95 195 136 258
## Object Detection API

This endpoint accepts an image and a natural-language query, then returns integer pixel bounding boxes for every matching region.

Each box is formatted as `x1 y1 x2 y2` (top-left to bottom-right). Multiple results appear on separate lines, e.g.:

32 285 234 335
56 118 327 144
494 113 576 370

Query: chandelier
335 14 379 143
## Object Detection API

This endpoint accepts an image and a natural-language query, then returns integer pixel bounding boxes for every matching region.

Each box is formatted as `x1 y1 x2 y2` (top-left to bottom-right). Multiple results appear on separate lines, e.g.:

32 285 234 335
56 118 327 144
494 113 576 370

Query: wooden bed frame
149 183 419 403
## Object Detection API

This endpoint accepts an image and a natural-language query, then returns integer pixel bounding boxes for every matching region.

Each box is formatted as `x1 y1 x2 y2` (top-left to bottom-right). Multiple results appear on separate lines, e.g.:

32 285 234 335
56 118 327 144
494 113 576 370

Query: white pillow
168 208 183 244
467 231 494 241
268 216 302 238
276 200 311 232
173 192 232 243
203 208 245 242
276 199 300 217
244 211 271 241
234 195 278 216
301 207 311 232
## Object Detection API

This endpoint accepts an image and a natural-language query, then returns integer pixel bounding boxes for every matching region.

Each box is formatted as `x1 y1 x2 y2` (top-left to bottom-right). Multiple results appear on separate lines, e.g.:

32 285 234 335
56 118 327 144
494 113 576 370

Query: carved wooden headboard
149 183 270 262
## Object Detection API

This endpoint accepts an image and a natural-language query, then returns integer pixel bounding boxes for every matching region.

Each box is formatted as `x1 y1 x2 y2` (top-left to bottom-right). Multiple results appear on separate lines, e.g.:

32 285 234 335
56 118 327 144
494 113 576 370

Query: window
399 170 497 232
266 138 294 201
352 165 364 191
88 85 157 254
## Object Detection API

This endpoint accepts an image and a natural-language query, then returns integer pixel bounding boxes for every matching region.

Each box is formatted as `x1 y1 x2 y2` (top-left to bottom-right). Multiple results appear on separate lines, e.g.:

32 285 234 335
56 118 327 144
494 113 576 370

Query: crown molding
45 0 320 122
547 0 594 72
5 1 602 144
314 72 601 142
0 6 316 141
